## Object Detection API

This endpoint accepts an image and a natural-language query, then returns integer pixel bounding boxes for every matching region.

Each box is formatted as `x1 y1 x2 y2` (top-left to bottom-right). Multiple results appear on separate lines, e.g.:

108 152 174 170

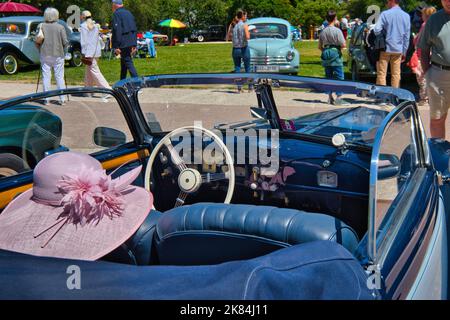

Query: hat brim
0 185 153 261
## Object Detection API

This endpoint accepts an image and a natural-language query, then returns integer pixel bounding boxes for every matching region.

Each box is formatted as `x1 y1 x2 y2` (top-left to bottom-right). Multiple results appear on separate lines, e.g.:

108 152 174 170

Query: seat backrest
153 203 359 266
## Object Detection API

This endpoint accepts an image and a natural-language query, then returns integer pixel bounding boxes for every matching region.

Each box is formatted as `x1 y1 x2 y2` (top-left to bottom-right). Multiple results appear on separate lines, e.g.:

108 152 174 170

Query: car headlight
286 51 295 62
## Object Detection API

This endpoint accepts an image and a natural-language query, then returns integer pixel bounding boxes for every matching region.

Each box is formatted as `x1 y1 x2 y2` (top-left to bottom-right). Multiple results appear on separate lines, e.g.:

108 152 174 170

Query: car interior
0 76 418 268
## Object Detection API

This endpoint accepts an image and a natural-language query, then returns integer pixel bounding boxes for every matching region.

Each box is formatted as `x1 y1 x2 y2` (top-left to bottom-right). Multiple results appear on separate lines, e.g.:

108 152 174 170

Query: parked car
348 22 414 81
0 73 448 299
247 17 300 75
0 16 82 75
0 105 62 178
290 26 301 41
190 25 226 42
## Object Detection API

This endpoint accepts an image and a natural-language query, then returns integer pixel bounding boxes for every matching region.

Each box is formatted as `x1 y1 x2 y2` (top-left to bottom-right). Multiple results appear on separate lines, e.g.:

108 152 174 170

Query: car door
0 87 149 212
21 22 40 64
366 102 447 299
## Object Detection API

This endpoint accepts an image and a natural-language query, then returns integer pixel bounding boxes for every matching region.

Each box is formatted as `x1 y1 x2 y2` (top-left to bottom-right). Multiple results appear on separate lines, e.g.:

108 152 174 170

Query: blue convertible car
0 73 448 300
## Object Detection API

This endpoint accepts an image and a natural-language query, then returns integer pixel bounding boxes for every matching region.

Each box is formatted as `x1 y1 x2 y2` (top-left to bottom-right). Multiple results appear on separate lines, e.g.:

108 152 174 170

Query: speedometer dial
317 170 338 188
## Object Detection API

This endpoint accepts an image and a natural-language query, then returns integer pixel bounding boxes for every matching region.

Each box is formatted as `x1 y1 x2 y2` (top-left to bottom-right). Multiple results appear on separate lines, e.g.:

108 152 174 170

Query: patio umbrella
158 19 186 45
0 1 41 13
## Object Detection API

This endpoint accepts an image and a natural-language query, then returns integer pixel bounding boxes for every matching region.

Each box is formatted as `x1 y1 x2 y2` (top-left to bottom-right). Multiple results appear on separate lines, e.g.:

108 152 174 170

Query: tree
295 0 342 27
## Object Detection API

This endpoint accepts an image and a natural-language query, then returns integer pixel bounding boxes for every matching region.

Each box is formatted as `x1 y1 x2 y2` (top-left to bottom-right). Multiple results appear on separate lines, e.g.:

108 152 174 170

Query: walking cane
64 72 70 102
35 64 41 93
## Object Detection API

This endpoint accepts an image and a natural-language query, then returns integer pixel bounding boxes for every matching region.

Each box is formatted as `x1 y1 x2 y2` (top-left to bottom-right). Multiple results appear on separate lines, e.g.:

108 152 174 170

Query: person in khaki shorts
374 0 411 88
419 0 450 138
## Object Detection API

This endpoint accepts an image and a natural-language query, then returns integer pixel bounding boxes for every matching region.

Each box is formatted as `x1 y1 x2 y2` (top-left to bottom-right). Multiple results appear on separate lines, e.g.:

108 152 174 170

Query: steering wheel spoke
201 172 228 183
175 191 188 208
164 141 187 171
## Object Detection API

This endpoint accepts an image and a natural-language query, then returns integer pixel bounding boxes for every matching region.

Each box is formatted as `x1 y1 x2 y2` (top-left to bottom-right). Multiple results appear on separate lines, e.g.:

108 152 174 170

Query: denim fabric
145 38 156 57
325 65 344 97
232 46 251 73
0 241 375 299
120 46 138 80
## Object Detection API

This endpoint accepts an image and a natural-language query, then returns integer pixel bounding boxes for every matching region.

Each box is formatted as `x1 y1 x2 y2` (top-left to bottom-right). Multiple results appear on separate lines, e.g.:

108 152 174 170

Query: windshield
135 76 396 148
0 22 27 35
271 84 393 146
249 23 288 39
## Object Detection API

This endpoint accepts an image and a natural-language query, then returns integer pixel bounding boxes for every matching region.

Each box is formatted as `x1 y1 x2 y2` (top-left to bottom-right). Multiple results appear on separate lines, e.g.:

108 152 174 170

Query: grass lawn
0 41 348 85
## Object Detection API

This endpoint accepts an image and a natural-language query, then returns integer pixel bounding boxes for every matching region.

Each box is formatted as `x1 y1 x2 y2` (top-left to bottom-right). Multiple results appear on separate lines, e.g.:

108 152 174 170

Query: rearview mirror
93 127 126 148
250 107 268 120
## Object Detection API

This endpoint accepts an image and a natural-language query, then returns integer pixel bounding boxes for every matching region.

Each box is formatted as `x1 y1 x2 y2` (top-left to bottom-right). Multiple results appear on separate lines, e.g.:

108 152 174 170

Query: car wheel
0 52 19 75
69 48 82 67
351 63 360 81
197 35 205 42
0 153 27 178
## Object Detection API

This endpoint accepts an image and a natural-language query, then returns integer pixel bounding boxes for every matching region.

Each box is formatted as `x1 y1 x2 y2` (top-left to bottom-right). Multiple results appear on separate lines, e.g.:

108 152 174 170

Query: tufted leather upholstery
152 203 359 266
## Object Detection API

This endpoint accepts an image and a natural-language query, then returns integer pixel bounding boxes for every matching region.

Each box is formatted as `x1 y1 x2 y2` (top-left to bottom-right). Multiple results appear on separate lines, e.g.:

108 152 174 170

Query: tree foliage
16 0 445 32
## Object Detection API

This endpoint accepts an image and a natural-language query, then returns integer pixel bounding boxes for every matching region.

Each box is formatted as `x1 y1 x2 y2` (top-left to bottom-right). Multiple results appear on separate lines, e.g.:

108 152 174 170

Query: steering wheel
144 126 235 208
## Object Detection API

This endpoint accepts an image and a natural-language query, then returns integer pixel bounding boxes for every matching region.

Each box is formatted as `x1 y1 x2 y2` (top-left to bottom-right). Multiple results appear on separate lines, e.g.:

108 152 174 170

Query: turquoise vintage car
247 17 300 75
0 105 62 178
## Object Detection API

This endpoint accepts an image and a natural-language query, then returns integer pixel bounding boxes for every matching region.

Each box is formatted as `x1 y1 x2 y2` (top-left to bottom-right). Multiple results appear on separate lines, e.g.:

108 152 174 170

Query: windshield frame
115 73 416 150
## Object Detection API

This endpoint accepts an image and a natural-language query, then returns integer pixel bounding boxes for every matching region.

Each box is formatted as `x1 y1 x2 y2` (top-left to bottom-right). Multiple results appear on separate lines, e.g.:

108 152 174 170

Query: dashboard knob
159 152 168 164
250 182 258 190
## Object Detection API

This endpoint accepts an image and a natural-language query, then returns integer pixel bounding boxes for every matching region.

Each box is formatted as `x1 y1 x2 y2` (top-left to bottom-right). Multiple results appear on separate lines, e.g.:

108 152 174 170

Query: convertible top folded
0 241 374 300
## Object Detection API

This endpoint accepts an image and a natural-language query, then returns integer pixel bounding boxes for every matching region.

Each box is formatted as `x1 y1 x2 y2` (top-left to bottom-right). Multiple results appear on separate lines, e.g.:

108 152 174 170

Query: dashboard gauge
235 166 246 177
202 162 216 173
317 170 338 188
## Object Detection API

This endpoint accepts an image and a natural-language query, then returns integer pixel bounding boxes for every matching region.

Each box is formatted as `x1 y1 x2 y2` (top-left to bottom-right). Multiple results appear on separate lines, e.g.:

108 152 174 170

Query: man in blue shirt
374 0 411 88
111 0 138 80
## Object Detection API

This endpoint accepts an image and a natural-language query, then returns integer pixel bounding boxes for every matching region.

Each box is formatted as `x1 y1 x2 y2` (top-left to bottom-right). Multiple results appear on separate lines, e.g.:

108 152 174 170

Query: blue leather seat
104 203 359 266
152 203 359 266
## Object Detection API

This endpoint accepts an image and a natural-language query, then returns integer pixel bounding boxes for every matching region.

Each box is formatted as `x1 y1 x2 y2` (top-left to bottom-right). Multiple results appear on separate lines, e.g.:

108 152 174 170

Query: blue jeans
232 47 251 73
324 65 344 97
146 39 156 57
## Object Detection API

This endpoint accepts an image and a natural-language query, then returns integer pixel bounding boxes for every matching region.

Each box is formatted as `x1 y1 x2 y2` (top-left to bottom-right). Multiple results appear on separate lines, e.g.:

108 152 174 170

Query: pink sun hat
0 152 153 261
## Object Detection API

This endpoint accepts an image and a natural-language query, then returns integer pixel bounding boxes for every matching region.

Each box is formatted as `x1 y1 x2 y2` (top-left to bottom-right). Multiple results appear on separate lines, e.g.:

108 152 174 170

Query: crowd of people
370 0 450 139
35 0 139 104
32 0 450 138
318 0 450 139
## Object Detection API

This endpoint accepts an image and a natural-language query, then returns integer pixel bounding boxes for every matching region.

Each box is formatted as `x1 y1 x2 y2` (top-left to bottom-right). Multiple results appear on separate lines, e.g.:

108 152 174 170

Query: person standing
35 7 68 105
340 15 350 40
144 31 156 58
319 10 347 105
374 0 411 88
232 10 250 93
418 0 450 138
410 6 436 106
80 11 112 94
111 0 138 80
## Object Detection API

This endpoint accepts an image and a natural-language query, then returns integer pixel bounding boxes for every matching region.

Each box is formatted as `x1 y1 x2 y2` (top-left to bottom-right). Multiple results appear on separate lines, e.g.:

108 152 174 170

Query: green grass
0 41 348 85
